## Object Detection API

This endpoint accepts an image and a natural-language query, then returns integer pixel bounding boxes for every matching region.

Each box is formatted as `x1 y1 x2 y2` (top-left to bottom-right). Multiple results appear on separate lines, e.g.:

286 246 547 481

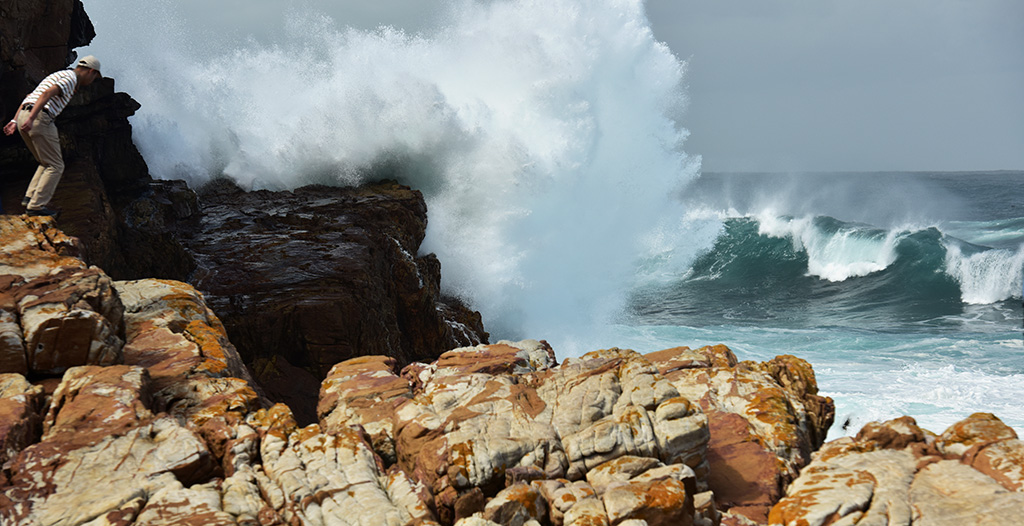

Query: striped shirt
22 70 78 118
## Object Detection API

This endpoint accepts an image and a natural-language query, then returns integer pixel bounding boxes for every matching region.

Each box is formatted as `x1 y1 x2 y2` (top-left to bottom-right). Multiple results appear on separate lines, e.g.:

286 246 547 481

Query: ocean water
620 171 1024 440
79 0 1024 439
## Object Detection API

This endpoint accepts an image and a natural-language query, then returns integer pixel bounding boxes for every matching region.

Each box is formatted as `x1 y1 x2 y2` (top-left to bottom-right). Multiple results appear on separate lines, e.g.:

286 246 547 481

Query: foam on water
944 241 1024 304
83 0 700 349
610 323 1024 440
825 359 1024 441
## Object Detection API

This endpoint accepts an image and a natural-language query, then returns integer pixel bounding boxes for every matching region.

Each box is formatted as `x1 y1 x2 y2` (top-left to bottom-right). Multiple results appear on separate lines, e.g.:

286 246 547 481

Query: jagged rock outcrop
0 216 830 525
769 413 1024 525
181 178 488 424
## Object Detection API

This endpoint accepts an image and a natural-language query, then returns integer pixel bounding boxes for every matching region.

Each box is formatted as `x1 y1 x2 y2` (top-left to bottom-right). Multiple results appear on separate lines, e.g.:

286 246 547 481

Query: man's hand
2 121 15 136
19 119 33 133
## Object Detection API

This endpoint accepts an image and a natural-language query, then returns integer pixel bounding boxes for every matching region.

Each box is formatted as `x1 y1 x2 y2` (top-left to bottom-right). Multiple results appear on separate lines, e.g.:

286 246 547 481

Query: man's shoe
26 207 59 218
20 196 30 207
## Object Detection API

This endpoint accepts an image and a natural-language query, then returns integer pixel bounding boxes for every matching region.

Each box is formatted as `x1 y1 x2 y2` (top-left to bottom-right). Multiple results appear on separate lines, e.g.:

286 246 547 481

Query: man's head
75 55 102 85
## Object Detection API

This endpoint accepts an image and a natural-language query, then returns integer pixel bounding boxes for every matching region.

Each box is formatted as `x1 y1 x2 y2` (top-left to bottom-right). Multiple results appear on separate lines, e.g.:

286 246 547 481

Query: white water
755 212 906 282
944 242 1024 304
82 0 700 350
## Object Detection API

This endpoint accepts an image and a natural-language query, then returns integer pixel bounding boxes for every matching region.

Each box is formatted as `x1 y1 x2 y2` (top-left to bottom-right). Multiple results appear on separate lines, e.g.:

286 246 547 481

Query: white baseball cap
77 55 101 76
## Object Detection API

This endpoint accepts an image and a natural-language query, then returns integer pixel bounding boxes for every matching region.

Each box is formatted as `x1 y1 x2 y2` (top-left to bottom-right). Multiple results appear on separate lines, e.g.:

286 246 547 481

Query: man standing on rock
2 55 103 218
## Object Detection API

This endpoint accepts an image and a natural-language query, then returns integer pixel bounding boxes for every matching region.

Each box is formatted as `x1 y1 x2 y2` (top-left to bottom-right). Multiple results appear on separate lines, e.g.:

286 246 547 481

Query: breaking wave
82 0 699 347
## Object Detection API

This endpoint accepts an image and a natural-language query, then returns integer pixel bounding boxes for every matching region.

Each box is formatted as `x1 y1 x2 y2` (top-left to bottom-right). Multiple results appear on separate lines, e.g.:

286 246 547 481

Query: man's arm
18 84 62 133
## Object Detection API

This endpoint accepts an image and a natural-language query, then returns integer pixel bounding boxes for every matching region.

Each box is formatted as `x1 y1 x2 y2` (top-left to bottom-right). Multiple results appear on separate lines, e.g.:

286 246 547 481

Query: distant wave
693 213 1024 306
755 212 905 282
630 212 1024 328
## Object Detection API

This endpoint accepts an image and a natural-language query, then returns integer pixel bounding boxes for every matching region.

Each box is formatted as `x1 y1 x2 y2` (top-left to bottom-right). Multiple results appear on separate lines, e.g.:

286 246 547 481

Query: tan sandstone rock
649 345 835 522
769 414 1024 526
321 343 711 524
114 278 264 428
0 374 44 468
256 418 439 526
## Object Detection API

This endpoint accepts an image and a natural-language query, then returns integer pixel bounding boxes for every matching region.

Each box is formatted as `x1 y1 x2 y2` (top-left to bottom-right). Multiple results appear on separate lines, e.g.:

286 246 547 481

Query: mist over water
84 0 699 349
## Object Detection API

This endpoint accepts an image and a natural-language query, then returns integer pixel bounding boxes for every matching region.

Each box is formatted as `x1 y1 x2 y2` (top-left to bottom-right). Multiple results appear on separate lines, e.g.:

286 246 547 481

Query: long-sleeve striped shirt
21 70 78 117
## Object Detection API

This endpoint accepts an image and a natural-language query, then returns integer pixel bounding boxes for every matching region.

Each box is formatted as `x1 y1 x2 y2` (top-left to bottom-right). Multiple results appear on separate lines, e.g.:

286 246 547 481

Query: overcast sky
84 0 1024 172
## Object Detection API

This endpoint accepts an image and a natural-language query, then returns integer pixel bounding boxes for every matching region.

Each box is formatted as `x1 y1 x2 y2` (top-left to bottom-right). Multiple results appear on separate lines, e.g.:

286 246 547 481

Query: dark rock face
45 79 200 280
181 178 488 424
0 0 93 118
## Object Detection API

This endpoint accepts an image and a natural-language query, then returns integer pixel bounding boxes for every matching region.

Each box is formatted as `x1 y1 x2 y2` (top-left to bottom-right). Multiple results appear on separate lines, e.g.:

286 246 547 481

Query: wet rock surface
179 178 488 424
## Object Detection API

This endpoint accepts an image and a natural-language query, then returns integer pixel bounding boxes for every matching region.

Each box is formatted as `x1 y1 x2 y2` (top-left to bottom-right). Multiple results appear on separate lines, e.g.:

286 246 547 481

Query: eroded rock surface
3 216 1021 526
769 413 1024 526
317 341 832 525
0 217 124 376
648 345 835 523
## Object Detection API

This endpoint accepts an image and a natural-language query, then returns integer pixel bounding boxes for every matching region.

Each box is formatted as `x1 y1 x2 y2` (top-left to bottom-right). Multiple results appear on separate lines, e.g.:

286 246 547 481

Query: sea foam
944 242 1024 304
82 0 699 350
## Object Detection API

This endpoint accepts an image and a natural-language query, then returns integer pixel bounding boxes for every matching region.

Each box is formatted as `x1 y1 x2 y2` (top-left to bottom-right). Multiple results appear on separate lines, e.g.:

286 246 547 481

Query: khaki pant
16 108 64 210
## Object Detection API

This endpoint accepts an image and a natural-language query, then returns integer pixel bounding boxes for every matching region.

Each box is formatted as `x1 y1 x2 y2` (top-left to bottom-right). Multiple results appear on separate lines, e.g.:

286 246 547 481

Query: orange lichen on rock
185 320 231 376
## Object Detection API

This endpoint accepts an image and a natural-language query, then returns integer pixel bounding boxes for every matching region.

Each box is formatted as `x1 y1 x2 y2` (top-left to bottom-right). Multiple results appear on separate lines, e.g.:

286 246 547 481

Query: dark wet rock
181 178 488 423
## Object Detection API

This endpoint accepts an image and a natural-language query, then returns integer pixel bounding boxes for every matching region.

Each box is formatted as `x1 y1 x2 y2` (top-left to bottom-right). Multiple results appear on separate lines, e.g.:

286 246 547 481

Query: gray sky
644 0 1024 172
84 0 1024 172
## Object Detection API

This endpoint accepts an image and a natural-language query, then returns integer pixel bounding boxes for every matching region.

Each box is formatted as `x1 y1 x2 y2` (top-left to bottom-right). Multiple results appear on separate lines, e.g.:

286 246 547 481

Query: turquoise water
615 171 1024 439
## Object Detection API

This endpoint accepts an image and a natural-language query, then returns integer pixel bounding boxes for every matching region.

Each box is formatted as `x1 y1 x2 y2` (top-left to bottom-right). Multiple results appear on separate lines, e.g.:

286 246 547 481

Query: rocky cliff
179 178 487 424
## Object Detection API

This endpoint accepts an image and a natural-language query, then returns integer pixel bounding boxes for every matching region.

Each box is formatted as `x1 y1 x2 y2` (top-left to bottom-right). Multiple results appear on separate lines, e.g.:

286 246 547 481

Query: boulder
254 415 438 526
648 345 835 522
0 364 216 525
0 217 126 375
183 178 487 424
769 414 1024 526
